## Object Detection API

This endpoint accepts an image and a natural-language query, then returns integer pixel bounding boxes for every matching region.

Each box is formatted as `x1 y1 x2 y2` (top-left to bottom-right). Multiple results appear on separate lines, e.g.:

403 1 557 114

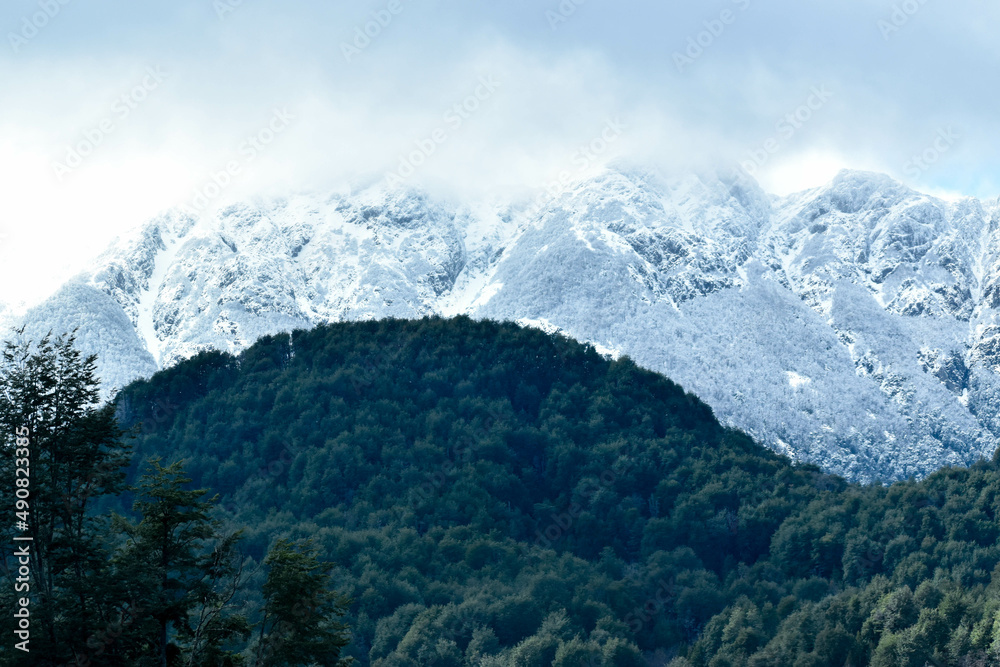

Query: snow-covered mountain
15 166 1000 482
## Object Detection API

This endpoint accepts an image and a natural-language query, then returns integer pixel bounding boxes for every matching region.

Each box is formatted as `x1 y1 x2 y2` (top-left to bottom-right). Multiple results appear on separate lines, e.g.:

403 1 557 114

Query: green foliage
251 539 352 666
0 331 130 664
0 331 345 666
14 316 1000 665
112 315 1000 665
114 459 250 666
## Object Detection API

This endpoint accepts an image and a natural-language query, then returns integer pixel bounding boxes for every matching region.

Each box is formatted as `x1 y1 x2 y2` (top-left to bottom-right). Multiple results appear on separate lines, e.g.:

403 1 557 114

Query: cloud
1 0 998 307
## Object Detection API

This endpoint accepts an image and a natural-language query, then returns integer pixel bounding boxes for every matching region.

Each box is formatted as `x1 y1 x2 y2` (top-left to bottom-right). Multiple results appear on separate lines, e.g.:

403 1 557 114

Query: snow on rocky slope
14 166 1000 482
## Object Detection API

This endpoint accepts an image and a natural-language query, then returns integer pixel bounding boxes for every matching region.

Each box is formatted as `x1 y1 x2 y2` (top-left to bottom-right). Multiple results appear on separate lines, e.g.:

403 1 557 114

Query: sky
0 0 998 308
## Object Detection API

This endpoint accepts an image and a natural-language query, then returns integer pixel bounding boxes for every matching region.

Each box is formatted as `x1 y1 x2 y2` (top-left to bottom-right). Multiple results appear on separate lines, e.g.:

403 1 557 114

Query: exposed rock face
16 166 1000 482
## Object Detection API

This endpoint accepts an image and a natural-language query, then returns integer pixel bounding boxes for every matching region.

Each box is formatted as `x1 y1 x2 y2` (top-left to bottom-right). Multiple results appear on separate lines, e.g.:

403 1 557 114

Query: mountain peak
13 166 1000 482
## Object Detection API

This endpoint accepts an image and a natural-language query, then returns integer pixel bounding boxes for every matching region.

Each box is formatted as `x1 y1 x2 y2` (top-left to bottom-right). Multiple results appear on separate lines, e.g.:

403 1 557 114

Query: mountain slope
17 166 1000 481
112 316 1000 666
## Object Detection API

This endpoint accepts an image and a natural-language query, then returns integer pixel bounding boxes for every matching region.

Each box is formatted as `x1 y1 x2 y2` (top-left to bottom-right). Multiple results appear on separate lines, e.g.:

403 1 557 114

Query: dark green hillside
69 317 1000 664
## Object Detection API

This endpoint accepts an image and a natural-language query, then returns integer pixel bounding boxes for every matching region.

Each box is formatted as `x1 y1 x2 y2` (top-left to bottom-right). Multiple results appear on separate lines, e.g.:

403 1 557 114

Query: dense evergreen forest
7 316 1000 665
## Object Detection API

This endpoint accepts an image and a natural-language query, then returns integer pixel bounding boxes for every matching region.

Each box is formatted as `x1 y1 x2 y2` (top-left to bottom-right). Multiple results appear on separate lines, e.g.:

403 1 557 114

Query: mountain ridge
13 165 1000 482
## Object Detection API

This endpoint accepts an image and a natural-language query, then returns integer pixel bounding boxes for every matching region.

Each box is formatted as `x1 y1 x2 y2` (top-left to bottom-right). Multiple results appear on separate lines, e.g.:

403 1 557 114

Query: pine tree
252 539 353 667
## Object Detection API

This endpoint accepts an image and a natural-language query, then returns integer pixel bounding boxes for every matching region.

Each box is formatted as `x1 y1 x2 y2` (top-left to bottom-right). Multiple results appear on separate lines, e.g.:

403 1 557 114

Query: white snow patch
598 228 632 254
517 317 561 335
516 318 619 358
774 438 796 458
439 265 498 317
469 282 504 310
593 342 622 360
786 371 811 389
137 237 184 367
574 227 596 251
958 388 970 407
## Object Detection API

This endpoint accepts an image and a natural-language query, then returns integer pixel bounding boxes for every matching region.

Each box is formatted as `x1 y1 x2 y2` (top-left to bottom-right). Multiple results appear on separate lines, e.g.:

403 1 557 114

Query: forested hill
116 316 1000 666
